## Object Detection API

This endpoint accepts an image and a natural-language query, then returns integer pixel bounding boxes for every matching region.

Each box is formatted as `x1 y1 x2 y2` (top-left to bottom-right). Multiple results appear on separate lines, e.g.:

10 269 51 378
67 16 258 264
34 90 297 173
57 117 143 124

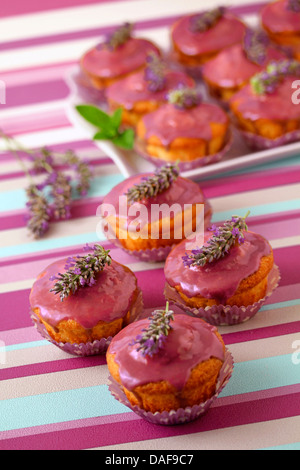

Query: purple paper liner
69 66 107 105
164 49 204 81
30 288 144 356
164 264 280 326
108 348 234 426
134 131 233 172
237 128 300 151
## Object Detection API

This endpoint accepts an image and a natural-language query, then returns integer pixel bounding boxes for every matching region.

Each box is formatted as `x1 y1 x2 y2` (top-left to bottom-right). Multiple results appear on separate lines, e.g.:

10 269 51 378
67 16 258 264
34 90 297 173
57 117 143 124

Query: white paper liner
164 264 280 326
108 348 234 425
30 288 144 356
134 131 233 172
238 128 300 151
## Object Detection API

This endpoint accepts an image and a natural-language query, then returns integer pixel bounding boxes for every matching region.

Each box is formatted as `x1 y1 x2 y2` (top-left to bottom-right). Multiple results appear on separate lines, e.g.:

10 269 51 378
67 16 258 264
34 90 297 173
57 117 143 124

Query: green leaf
75 105 113 131
112 129 135 149
93 129 117 140
110 108 123 129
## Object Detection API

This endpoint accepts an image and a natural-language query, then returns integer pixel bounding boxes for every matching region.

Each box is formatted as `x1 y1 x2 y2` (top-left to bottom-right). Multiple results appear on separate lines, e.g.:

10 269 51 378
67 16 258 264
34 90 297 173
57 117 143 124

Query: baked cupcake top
164 215 271 304
81 23 160 80
202 30 286 88
261 0 300 34
108 310 225 391
30 246 138 329
230 59 300 120
172 8 246 57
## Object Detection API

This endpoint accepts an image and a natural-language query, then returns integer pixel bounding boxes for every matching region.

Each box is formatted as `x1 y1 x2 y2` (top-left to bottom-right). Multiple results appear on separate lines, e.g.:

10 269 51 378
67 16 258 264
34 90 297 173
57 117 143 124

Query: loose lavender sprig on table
243 29 269 66
125 163 179 204
130 302 174 357
286 0 300 12
50 244 111 301
144 52 167 92
100 22 133 50
167 86 202 109
182 211 250 268
189 7 226 33
251 59 300 95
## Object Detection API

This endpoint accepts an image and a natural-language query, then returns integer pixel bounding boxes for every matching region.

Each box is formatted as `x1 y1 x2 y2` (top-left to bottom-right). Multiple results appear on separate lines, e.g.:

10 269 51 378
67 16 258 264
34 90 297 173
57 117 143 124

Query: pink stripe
0 390 298 450
0 108 70 135
1 63 75 87
3 80 69 110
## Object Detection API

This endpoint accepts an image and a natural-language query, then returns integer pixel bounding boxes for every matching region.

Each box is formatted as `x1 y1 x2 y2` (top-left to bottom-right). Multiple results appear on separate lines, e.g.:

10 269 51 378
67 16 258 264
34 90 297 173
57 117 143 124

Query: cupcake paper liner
30 288 144 356
69 66 107 105
164 264 280 326
134 131 233 172
239 128 300 151
108 348 234 426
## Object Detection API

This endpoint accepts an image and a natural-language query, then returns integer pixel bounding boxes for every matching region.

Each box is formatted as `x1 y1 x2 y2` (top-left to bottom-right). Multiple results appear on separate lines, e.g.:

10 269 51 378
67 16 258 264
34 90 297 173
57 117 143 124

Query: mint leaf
76 105 113 131
93 129 117 140
110 108 122 129
112 128 135 149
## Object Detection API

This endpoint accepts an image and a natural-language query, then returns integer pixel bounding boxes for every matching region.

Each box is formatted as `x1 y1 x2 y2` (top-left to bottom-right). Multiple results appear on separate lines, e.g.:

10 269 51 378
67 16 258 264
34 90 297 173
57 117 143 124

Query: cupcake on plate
30 244 143 356
80 23 161 91
202 28 286 102
106 52 195 127
135 86 231 171
164 212 280 325
261 0 300 58
229 59 300 148
100 163 212 262
107 304 233 424
170 7 246 73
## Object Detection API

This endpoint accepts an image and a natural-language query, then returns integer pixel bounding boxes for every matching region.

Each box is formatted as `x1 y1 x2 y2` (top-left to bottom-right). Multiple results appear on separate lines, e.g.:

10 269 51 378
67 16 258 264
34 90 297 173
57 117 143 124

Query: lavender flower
286 0 300 12
167 86 202 109
130 302 174 357
125 163 179 204
251 59 300 95
182 211 250 268
243 28 269 66
144 52 167 92
49 171 72 221
50 244 112 301
189 7 226 33
26 185 52 239
64 150 93 196
100 22 133 51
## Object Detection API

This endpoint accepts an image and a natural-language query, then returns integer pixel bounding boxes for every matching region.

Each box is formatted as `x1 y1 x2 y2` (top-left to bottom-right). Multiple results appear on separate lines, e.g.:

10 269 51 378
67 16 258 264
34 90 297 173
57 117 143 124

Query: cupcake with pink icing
164 213 280 325
170 6 246 76
106 53 195 127
202 28 287 102
229 59 300 149
30 244 143 356
135 86 231 171
100 163 212 262
107 304 233 425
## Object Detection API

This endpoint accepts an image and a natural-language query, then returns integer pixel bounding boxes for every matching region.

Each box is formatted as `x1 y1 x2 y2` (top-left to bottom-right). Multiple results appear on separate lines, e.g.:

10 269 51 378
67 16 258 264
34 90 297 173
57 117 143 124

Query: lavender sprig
125 163 179 204
101 22 133 50
287 0 300 12
130 302 174 357
243 29 269 66
64 150 93 196
50 244 111 301
251 59 300 95
26 185 52 239
189 7 226 33
167 86 202 109
144 52 167 92
182 211 250 268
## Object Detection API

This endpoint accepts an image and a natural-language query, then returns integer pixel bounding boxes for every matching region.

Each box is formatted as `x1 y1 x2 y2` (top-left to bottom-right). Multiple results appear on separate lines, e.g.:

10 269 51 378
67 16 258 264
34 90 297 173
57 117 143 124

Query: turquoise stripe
0 353 299 432
260 299 300 311
260 442 300 450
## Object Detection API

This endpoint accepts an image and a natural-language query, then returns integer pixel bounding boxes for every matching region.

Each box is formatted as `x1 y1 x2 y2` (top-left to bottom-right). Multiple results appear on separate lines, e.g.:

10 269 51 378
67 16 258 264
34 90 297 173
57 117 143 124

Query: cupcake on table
202 28 286 102
170 6 246 75
101 163 212 262
135 85 231 171
106 52 195 127
164 212 280 325
30 244 143 356
229 59 300 148
107 303 233 425
80 23 161 92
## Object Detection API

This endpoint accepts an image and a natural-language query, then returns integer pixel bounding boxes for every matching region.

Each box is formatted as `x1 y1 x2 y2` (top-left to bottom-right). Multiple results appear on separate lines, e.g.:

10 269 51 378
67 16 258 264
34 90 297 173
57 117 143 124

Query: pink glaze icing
172 13 246 57
202 43 286 88
164 231 271 304
261 0 300 34
30 258 138 329
106 70 194 109
231 76 300 121
141 103 228 145
108 313 225 391
101 174 207 231
81 38 160 79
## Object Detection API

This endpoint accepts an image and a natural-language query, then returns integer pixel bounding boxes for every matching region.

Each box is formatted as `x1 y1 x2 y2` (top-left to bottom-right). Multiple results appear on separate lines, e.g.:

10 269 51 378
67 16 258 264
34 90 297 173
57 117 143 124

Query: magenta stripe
222 321 300 345
0 390 298 450
3 80 69 109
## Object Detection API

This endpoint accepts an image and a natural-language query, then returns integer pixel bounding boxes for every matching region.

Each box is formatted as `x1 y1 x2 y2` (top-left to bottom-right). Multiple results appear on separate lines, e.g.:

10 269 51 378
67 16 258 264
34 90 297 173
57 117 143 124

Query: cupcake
100 163 212 261
106 53 195 127
261 0 300 58
136 86 230 169
202 29 286 102
80 23 161 91
30 244 143 355
164 213 279 325
107 304 233 423
171 7 246 72
229 59 300 148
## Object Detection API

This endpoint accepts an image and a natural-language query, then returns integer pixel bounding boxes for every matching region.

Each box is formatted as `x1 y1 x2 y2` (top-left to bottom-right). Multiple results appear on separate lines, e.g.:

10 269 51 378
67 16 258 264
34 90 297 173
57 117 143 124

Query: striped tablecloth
0 0 300 451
